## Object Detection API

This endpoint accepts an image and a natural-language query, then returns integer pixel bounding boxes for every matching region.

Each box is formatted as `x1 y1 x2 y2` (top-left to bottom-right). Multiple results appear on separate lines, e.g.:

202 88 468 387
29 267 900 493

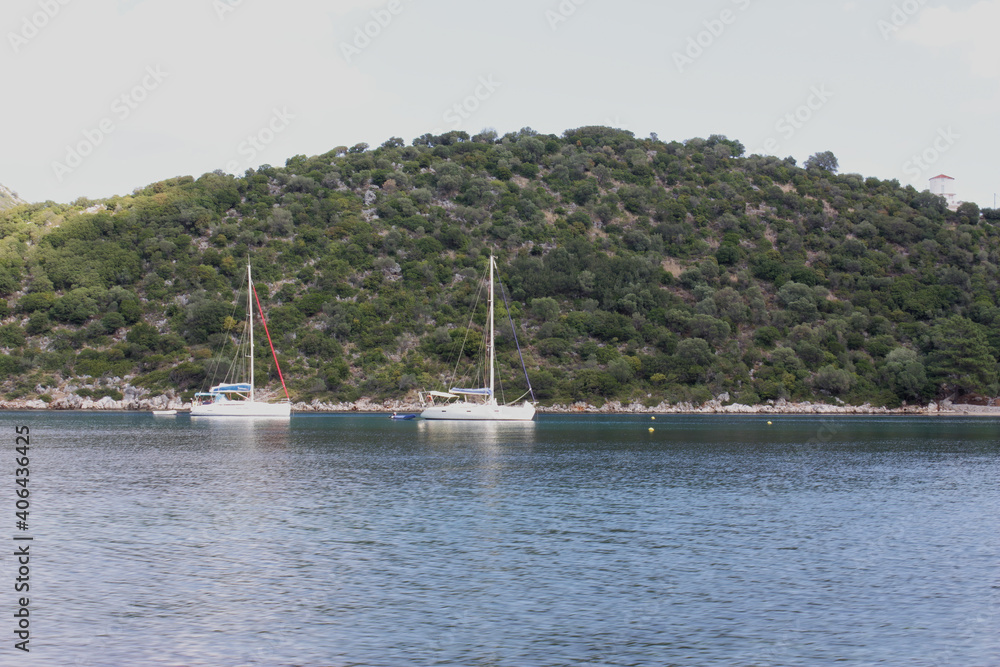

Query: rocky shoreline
2 392 997 416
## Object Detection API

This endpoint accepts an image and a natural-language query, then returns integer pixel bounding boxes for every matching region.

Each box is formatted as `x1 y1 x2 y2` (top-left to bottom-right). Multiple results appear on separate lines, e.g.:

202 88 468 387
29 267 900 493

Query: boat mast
248 260 255 402
488 255 495 405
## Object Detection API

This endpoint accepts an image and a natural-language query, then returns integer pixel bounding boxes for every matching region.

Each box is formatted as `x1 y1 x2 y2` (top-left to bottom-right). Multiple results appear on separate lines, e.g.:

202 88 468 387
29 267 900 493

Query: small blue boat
390 413 416 420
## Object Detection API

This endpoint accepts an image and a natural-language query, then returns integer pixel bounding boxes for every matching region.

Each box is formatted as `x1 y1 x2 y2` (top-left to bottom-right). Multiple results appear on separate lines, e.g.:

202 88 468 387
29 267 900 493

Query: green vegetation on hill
2 126 1000 408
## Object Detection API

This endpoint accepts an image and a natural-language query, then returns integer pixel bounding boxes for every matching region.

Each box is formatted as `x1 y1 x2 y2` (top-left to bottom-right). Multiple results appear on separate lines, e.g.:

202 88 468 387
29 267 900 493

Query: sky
2 0 998 208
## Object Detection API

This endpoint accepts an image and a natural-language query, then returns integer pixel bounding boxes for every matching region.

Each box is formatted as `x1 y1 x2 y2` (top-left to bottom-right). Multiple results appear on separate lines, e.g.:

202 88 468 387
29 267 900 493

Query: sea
1 412 998 666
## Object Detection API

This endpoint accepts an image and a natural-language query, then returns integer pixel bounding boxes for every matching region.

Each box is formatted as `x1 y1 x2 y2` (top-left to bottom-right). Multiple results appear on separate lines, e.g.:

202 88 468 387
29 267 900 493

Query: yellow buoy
648 427 654 432
651 416 655 420
767 421 772 425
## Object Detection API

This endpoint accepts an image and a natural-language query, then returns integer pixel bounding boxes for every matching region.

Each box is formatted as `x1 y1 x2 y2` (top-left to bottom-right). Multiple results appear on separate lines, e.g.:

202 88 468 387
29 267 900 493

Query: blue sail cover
449 387 492 396
209 383 252 393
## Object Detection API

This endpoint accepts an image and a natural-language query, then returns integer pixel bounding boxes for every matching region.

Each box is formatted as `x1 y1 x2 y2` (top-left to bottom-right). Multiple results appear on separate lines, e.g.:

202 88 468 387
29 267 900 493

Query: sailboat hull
420 402 535 421
190 401 291 418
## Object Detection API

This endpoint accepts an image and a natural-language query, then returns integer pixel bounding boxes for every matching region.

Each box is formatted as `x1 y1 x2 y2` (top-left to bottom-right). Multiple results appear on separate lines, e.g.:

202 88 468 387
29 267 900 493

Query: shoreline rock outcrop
3 391 997 415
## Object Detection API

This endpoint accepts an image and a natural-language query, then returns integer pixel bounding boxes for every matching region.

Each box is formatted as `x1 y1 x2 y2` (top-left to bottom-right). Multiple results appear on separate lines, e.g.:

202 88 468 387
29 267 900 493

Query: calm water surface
2 412 998 666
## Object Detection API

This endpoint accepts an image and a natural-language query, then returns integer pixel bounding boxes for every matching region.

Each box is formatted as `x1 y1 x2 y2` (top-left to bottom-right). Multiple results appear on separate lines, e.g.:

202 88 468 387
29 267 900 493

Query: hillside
0 183 26 211
1 126 999 410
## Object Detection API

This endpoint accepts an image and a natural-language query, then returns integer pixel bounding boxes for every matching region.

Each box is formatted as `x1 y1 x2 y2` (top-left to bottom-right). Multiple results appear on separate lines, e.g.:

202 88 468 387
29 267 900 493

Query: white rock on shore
1 385 188 412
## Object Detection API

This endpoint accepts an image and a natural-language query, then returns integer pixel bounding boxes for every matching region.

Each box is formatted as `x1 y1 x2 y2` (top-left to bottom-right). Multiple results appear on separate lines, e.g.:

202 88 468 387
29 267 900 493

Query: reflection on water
414 417 537 446
413 419 538 491
187 414 292 451
4 412 999 666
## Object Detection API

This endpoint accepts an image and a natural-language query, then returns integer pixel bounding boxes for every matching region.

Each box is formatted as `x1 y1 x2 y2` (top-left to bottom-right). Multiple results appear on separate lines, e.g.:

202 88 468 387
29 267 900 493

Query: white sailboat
420 255 536 421
191 261 292 418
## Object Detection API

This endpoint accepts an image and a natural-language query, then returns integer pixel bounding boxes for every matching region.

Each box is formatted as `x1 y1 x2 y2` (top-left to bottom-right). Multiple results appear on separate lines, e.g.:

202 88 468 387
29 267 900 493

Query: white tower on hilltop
929 174 960 211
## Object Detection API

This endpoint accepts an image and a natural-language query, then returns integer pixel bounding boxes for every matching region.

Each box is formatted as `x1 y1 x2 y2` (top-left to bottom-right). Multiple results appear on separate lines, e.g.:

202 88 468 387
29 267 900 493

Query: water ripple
5 412 999 666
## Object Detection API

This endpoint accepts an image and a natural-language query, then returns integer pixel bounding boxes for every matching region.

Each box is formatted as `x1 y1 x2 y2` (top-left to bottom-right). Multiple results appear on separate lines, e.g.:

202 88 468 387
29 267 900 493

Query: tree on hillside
954 201 980 224
805 151 838 173
925 316 998 396
812 364 853 396
777 281 819 322
882 347 929 400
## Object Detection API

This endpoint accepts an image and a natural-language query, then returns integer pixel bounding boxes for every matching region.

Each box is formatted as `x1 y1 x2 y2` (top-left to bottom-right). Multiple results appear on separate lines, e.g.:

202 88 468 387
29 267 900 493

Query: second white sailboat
420 255 536 421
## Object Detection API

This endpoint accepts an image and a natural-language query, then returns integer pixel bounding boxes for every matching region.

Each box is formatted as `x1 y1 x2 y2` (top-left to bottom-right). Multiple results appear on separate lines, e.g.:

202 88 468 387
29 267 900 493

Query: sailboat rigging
420 255 536 421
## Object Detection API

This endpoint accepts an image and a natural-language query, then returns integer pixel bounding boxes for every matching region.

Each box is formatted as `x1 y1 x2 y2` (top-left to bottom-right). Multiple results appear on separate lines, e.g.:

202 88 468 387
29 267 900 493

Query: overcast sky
3 0 998 207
